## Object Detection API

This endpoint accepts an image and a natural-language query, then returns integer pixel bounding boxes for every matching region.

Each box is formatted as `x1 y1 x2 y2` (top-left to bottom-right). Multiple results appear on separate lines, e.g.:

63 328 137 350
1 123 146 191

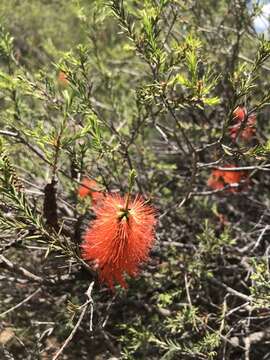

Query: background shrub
0 1 270 359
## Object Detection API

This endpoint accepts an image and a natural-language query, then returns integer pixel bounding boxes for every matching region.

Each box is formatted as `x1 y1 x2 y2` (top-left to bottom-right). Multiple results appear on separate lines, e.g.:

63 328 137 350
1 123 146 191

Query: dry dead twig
52 281 95 360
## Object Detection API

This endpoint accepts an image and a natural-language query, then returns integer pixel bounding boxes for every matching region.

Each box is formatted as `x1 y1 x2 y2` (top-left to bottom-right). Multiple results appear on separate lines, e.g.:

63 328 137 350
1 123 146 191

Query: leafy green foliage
0 1 270 359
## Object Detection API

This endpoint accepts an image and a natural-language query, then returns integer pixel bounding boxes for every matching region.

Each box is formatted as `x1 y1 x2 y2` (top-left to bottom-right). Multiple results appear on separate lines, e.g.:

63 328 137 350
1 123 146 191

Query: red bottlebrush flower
57 71 69 87
78 178 104 204
207 165 249 193
81 194 156 289
229 106 256 142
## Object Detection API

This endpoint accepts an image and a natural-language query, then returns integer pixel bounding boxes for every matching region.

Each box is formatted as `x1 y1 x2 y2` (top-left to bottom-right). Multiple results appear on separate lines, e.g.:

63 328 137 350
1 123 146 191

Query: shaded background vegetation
0 1 270 359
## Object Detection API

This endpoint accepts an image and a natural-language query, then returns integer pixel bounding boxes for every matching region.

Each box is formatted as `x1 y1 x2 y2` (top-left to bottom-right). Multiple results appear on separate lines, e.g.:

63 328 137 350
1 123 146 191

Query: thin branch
0 254 44 283
0 287 41 317
52 281 94 360
210 277 252 302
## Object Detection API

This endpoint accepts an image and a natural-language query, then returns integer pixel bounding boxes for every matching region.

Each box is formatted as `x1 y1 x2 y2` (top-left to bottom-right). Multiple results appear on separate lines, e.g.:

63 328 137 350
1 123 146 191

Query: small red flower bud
78 178 104 204
229 106 256 142
57 71 69 87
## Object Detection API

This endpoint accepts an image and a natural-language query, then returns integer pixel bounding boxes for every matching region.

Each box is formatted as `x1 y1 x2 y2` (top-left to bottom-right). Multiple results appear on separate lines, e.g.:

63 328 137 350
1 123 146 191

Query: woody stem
124 191 130 212
124 169 136 212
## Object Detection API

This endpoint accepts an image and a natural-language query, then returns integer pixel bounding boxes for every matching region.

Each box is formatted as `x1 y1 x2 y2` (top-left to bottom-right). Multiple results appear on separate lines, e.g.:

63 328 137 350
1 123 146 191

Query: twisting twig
52 281 95 360
210 277 252 302
229 328 270 348
0 287 41 317
0 254 44 283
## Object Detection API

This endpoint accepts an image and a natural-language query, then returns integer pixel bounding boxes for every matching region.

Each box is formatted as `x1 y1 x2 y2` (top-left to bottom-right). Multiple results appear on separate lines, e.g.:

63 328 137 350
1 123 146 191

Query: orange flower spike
78 178 104 204
208 165 249 193
81 194 156 289
207 169 226 191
